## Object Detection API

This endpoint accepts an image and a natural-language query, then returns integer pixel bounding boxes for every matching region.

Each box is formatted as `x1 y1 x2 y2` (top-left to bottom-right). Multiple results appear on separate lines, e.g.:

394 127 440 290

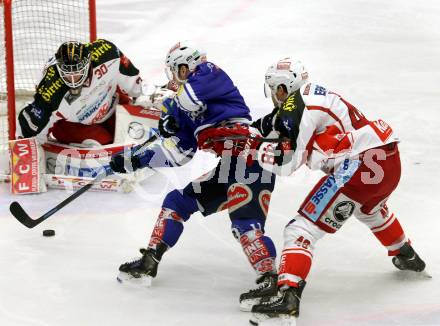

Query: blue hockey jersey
174 61 251 135
137 99 198 168
136 62 252 169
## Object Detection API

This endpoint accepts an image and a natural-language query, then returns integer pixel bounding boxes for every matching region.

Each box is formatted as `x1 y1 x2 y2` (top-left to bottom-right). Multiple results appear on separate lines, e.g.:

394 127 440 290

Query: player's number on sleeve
94 63 108 79
331 92 368 129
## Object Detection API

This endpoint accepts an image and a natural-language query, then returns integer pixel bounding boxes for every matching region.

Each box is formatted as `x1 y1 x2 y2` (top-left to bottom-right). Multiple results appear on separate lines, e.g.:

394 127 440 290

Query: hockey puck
42 229 55 237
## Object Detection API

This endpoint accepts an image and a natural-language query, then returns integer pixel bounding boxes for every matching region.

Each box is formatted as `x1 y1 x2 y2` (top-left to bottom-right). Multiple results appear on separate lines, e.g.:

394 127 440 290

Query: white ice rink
1 0 440 325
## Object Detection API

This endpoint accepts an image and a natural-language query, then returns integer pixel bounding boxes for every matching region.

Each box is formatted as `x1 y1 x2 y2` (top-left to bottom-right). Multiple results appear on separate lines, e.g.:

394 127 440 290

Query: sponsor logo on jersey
282 94 296 112
240 229 267 263
44 66 57 80
218 184 253 213
91 40 113 63
38 76 65 102
323 216 343 230
314 85 327 96
91 103 110 124
301 159 360 222
77 92 108 122
333 201 355 222
258 190 271 216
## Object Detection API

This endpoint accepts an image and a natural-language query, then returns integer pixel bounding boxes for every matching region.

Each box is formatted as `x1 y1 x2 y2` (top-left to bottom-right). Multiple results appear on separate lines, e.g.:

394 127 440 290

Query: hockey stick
10 134 159 228
212 135 288 143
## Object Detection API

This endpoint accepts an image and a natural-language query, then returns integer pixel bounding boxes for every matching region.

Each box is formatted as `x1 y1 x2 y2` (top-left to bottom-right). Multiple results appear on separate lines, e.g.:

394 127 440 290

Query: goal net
0 0 96 175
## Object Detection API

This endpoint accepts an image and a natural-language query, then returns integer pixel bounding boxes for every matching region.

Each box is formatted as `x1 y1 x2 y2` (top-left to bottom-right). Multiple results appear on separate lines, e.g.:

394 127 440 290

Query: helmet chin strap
271 93 283 108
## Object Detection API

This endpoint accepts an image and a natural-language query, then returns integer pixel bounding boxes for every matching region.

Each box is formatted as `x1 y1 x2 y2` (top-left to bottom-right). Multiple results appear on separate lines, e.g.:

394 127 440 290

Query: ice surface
1 0 440 325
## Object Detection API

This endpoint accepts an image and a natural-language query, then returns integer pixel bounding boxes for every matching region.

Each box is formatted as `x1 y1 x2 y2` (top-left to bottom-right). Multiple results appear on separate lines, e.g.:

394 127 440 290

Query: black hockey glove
158 115 179 138
109 151 141 174
251 107 279 137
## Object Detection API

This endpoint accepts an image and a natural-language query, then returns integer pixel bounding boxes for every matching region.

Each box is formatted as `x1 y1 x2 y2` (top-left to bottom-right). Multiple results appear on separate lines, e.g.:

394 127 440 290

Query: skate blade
250 313 297 326
394 269 432 280
422 270 433 279
116 272 153 287
240 298 261 312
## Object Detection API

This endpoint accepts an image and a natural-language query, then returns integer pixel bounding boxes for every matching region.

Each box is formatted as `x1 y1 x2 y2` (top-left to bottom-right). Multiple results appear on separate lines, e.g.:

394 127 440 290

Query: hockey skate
249 281 306 326
392 242 426 273
240 272 278 312
117 243 168 287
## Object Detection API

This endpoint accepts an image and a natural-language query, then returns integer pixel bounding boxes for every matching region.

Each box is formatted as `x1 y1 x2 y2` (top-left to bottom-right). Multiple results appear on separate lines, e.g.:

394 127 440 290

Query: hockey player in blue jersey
110 42 277 307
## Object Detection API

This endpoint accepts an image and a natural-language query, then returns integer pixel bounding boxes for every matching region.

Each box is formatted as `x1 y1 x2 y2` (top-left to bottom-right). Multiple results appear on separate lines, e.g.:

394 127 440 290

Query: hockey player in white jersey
247 58 426 325
17 39 143 145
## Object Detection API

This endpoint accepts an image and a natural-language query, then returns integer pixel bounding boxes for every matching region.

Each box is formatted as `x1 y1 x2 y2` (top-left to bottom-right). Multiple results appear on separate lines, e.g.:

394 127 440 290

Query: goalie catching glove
197 124 261 164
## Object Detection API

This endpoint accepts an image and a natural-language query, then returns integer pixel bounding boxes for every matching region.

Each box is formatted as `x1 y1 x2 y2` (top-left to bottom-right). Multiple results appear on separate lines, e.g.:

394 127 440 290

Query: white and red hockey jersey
17 39 142 141
257 83 399 175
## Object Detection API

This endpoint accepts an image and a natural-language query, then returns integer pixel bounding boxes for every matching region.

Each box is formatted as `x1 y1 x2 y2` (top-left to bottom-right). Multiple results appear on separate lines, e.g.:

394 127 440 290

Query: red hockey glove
197 124 261 163
313 125 353 157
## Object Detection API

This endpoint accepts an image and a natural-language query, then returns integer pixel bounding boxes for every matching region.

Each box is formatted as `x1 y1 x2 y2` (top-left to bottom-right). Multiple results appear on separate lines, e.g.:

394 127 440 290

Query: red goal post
0 0 97 175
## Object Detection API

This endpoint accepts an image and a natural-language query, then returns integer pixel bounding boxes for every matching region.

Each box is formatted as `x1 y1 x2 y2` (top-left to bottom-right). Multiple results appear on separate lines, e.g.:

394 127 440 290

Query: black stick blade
10 201 39 228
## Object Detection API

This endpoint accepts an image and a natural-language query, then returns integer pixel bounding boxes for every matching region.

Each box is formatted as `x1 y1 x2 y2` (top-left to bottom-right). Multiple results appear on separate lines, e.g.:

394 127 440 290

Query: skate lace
249 279 270 294
122 248 150 266
122 257 142 267
260 292 284 306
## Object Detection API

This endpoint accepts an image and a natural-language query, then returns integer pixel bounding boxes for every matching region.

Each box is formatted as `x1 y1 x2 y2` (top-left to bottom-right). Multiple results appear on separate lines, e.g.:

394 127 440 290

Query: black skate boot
249 280 306 326
392 242 425 272
239 272 278 312
117 242 168 286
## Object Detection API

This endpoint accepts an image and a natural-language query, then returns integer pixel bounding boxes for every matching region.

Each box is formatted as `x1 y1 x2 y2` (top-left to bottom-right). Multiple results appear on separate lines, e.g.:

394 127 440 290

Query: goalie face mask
55 41 91 91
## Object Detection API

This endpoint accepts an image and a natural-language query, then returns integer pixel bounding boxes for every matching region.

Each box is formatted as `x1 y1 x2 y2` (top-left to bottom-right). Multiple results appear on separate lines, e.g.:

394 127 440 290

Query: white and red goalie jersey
256 83 399 175
17 39 143 142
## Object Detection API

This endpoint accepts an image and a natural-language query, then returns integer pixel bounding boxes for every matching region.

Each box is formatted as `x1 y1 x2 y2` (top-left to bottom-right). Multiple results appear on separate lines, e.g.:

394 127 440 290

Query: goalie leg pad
231 219 277 274
9 138 47 194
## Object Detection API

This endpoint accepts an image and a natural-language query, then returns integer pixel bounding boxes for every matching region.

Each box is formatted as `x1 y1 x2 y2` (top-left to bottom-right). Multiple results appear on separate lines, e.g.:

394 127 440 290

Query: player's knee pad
149 207 185 248
231 219 277 274
283 215 326 252
162 188 199 221
278 216 326 285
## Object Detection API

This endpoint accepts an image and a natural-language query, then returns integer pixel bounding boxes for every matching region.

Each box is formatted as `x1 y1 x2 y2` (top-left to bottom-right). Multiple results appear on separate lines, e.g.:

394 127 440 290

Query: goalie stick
10 134 159 228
